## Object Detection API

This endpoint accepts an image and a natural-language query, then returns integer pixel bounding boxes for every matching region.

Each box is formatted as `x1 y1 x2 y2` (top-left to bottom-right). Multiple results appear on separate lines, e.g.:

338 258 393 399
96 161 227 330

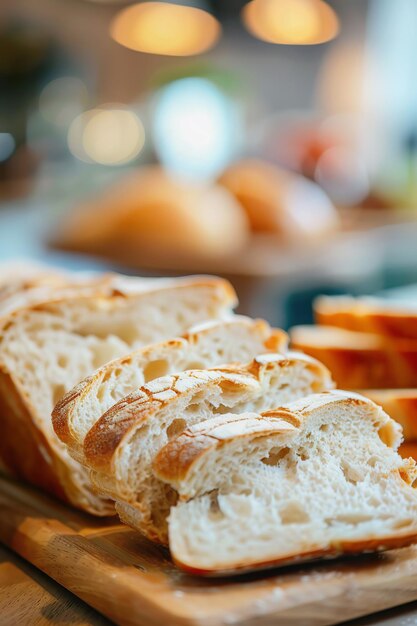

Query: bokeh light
39 77 89 127
110 2 221 57
153 78 240 180
242 0 339 45
315 146 370 206
0 133 16 162
68 106 145 165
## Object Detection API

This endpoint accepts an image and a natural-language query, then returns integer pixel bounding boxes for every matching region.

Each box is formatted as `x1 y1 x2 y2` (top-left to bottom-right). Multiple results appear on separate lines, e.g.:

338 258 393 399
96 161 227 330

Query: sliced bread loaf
0 264 122 317
154 391 417 575
53 317 287 463
290 325 417 388
314 295 417 340
84 353 334 542
0 273 236 514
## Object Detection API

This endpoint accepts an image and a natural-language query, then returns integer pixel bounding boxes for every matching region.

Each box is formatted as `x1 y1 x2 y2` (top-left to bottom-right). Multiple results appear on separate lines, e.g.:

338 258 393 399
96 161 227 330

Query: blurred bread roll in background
55 166 250 263
218 159 339 240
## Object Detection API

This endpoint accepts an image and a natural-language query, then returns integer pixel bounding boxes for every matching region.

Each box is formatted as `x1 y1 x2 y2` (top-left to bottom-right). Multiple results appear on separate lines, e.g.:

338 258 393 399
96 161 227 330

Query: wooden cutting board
2 475 417 626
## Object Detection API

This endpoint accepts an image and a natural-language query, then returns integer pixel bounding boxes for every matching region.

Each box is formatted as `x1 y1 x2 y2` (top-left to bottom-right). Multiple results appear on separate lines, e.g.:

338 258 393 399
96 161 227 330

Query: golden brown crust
173 530 417 576
83 355 332 475
0 366 67 501
52 319 288 452
361 390 417 441
314 297 417 340
0 275 237 330
290 329 417 389
84 373 248 472
52 382 88 447
153 413 298 485
241 352 331 384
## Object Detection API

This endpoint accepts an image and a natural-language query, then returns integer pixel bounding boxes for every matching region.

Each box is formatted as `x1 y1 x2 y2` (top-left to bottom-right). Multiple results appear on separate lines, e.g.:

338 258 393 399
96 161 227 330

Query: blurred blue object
153 77 241 181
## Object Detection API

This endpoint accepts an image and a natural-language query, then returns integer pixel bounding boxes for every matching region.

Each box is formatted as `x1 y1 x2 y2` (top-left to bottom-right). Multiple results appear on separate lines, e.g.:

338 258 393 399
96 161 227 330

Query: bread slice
361 390 417 441
0 273 236 514
0 267 73 315
53 317 287 463
154 391 417 575
84 353 334 542
0 260 62 290
315 295 417 340
290 325 417 388
0 262 120 317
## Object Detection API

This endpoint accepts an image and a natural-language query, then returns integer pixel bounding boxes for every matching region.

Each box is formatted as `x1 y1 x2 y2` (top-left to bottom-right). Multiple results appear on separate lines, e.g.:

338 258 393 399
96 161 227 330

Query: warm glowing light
153 78 240 180
39 77 89 127
68 106 145 165
242 0 339 45
317 42 365 114
110 2 221 57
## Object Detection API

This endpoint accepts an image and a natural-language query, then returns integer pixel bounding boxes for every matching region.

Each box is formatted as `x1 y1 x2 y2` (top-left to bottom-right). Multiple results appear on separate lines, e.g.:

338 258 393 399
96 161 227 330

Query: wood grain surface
0 544 112 626
2 474 417 626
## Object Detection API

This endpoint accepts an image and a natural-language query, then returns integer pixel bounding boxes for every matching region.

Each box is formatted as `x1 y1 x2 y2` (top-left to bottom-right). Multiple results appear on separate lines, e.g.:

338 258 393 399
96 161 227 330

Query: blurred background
1 0 417 327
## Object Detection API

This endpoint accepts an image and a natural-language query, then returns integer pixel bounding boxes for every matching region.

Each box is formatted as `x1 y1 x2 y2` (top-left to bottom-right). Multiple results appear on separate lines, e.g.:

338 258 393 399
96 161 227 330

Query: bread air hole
212 404 236 415
102 367 123 384
297 448 309 461
261 447 290 466
187 403 203 415
341 461 363 485
78 323 139 345
143 359 169 382
378 423 396 448
208 491 224 520
280 502 309 524
398 467 417 488
184 361 205 371
25 361 35 374
166 419 187 439
57 355 68 368
269 375 288 389
52 384 67 406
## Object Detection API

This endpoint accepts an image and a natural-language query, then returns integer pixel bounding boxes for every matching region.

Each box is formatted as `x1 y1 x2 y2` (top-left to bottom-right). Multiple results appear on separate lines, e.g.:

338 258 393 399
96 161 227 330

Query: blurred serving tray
2 475 417 626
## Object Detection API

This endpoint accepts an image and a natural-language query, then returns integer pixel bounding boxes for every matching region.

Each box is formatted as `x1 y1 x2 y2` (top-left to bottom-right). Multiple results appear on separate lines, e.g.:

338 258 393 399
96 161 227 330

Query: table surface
0 544 112 626
2 541 417 626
